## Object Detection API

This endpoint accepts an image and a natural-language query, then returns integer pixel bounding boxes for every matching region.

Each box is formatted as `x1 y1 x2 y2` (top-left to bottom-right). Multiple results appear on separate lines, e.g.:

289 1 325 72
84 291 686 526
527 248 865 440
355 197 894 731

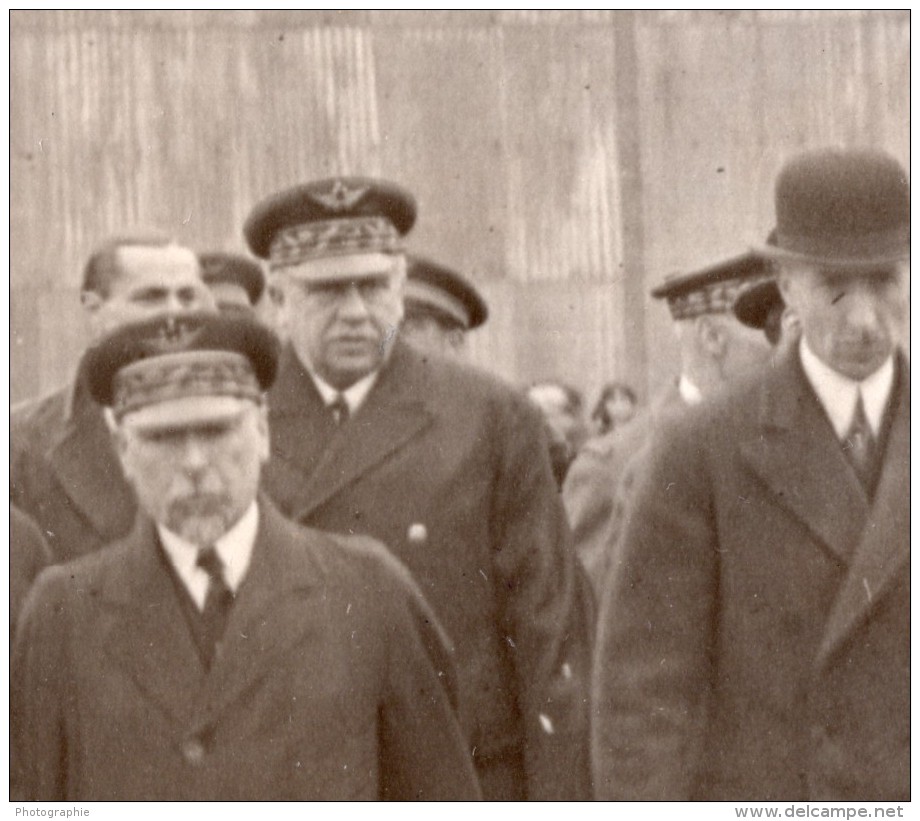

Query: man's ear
777 268 797 307
80 289 104 314
447 328 466 351
268 283 285 308
256 403 271 462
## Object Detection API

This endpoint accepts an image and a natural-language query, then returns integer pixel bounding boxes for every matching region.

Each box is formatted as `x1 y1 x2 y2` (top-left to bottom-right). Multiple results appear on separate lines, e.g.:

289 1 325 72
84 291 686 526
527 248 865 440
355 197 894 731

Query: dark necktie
196 546 234 667
842 392 876 492
329 394 350 425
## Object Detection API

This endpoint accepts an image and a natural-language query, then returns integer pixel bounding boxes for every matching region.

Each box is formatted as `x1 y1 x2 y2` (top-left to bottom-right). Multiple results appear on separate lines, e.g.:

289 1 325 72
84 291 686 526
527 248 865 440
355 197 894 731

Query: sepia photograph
8 9 910 811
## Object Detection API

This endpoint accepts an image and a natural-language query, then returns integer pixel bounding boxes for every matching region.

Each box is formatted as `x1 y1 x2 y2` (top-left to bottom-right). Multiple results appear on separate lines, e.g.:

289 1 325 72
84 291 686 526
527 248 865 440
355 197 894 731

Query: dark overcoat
11 374 137 563
11 501 481 801
592 349 909 801
262 341 591 800
562 383 685 598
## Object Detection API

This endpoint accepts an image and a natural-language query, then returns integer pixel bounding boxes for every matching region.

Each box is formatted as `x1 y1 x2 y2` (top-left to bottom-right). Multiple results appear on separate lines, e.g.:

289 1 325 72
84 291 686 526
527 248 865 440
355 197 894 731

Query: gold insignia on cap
139 316 203 356
308 180 370 212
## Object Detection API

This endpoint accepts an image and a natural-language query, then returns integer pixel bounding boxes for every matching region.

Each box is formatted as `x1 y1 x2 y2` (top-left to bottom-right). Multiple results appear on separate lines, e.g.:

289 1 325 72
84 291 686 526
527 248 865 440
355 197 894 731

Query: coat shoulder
11 385 69 451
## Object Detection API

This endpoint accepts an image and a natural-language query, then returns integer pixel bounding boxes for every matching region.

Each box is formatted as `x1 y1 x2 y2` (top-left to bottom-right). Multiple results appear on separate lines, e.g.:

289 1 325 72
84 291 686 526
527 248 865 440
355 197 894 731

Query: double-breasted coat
592 348 909 800
262 341 592 800
11 500 481 801
11 371 137 563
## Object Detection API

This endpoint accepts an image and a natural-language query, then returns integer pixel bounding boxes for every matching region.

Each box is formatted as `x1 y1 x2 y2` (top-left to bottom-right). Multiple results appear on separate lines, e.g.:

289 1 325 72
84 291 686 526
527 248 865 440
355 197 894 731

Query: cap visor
281 252 400 283
121 395 255 433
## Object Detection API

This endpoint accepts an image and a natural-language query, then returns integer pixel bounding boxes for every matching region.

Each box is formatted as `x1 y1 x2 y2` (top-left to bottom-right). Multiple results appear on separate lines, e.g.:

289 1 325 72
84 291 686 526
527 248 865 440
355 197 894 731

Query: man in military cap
563 250 773 596
11 234 215 563
199 250 266 315
593 148 909 800
400 254 488 357
244 176 590 800
12 311 480 801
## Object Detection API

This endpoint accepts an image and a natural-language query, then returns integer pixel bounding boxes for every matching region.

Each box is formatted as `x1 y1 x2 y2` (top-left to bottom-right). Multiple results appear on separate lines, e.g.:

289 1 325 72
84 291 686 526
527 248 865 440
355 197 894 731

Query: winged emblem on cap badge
309 180 369 212
141 316 203 356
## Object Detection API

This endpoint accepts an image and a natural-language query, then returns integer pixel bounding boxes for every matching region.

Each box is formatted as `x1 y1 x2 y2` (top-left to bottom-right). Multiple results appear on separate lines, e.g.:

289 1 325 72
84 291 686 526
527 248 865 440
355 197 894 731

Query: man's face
780 262 908 380
278 255 405 389
605 391 636 426
712 313 773 386
207 281 254 315
84 245 214 340
117 401 269 546
401 313 467 358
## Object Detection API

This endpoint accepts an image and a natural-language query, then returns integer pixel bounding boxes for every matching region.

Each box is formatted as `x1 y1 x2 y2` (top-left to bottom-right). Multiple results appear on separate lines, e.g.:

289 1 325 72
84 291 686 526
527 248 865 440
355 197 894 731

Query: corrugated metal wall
10 10 909 405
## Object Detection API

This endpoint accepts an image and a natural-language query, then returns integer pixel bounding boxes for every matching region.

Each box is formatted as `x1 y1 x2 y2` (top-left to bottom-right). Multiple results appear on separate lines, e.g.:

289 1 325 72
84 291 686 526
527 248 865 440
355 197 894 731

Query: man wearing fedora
592 147 909 800
244 177 590 800
12 312 480 801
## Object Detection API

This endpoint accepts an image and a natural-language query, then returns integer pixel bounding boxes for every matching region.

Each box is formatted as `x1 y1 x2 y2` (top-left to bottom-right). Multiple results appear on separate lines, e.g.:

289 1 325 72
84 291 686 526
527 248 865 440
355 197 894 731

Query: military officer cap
406 255 488 331
243 176 417 282
758 147 909 271
199 251 266 309
85 311 280 429
651 251 774 321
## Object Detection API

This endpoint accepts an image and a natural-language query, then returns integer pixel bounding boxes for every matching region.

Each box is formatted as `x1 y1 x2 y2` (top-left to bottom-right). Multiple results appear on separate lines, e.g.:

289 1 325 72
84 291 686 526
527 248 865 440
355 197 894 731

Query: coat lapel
189 500 324 731
101 519 205 728
269 343 434 521
816 359 910 668
740 349 869 564
48 379 137 539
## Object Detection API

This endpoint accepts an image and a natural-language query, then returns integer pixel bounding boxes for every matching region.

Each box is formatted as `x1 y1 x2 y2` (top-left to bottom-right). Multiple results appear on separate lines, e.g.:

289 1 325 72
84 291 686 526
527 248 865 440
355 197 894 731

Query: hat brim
279 252 401 284
121 395 257 433
753 241 909 271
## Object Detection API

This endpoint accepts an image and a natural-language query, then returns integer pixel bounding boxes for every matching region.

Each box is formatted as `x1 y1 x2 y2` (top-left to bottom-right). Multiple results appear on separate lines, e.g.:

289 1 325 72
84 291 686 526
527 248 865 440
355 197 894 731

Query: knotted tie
329 394 350 425
196 546 234 667
842 392 876 492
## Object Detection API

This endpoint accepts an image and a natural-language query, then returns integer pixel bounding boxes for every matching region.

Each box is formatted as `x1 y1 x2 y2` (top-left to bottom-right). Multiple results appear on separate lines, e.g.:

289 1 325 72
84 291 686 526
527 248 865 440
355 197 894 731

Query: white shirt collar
678 374 704 406
798 337 894 439
157 501 259 610
309 369 379 415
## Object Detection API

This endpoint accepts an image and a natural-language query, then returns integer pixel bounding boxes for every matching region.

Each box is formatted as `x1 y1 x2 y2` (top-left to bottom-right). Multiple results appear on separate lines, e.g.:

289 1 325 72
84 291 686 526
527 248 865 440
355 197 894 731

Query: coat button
407 523 428 544
181 737 206 765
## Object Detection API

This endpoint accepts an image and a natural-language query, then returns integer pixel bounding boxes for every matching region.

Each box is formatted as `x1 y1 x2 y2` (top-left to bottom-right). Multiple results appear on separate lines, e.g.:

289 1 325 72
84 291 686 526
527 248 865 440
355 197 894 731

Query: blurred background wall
10 10 909 406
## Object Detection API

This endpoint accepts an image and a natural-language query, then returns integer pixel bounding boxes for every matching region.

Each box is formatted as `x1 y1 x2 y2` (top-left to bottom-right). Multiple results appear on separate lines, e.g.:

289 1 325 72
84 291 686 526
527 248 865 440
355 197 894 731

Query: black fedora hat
759 148 909 270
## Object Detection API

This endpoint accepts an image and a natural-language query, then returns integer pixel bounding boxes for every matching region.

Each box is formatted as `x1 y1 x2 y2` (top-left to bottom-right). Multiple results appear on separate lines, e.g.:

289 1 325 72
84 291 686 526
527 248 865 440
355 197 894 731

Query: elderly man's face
117 401 269 546
278 255 405 389
780 263 907 380
84 245 214 340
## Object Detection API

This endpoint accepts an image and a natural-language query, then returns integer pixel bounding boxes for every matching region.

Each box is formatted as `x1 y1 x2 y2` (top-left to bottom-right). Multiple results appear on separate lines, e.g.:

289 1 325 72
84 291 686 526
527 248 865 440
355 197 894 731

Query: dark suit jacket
263 341 591 800
592 348 909 801
11 500 480 801
11 373 137 563
563 383 685 598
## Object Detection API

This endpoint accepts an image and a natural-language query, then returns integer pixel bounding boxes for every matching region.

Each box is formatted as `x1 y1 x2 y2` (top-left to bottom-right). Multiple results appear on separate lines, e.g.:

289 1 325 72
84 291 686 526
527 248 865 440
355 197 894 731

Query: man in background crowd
400 254 488 357
563 250 773 595
245 176 591 800
11 234 214 562
526 380 588 488
199 250 266 316
593 147 910 800
588 381 638 438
